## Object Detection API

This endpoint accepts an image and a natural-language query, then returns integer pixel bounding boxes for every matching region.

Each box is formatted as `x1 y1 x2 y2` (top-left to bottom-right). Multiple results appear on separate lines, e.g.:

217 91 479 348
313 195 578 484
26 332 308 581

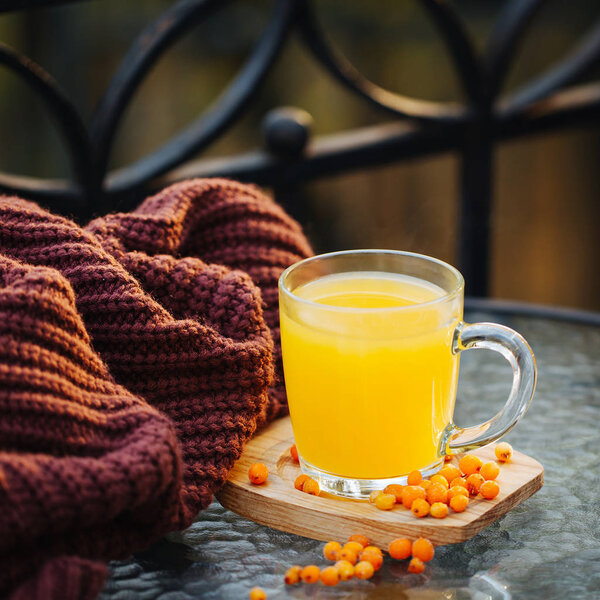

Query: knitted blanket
0 179 312 600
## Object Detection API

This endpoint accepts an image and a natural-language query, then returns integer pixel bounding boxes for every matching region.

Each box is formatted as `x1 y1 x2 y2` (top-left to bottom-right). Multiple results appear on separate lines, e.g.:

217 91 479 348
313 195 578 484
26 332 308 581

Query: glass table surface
100 309 600 600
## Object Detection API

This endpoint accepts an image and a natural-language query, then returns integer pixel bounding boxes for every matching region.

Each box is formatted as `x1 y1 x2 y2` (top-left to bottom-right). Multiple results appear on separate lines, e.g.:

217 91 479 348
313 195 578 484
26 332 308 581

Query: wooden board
216 417 543 547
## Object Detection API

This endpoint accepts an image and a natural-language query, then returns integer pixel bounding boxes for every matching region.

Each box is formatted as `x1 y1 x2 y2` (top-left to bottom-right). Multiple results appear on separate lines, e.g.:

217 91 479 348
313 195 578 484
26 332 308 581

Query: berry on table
459 454 483 476
369 490 383 503
439 464 461 484
444 452 454 462
348 534 369 548
354 560 375 579
343 541 364 556
383 484 404 502
401 485 427 509
480 461 500 480
301 565 320 583
447 485 469 501
323 541 342 561
388 538 412 560
294 474 310 491
450 476 467 489
426 483 448 505
335 560 355 581
419 479 432 491
339 547 358 565
375 492 396 511
449 494 469 512
408 557 425 574
412 538 435 562
359 548 383 570
284 565 302 585
465 473 485 496
320 566 340 586
407 470 422 485
480 479 500 499
290 444 299 463
249 587 266 600
495 442 513 463
248 463 268 485
430 502 449 518
411 498 430 518
430 474 449 489
302 478 320 496
362 545 383 556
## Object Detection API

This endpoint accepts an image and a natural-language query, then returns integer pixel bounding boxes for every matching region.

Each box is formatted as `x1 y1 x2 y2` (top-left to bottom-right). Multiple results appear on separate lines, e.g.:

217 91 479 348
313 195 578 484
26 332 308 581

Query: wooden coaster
216 417 543 546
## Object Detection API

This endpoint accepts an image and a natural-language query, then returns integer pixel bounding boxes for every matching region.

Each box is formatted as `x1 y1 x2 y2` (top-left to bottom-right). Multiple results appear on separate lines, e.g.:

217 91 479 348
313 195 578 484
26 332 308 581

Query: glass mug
279 250 537 499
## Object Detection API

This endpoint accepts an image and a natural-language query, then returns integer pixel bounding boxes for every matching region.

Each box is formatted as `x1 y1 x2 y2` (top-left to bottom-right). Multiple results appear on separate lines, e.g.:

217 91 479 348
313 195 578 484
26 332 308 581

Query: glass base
298 457 445 500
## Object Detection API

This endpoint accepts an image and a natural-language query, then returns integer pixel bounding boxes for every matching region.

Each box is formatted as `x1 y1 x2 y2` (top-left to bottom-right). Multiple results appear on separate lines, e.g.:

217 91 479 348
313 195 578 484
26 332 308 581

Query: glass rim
279 249 465 313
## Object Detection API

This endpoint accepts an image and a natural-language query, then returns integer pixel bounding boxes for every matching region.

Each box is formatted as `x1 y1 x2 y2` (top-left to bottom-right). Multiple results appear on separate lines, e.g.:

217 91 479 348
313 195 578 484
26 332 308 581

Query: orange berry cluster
294 473 320 496
284 535 381 587
283 534 437 588
389 537 435 574
369 443 512 519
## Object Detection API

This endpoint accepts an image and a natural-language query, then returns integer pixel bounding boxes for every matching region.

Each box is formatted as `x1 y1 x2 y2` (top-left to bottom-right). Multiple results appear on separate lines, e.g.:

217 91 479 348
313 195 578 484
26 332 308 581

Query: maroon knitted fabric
0 179 313 598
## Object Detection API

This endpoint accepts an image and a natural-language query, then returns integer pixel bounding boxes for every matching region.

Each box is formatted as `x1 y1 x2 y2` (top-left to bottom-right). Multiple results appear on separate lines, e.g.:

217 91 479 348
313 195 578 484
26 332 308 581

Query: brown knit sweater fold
0 179 312 599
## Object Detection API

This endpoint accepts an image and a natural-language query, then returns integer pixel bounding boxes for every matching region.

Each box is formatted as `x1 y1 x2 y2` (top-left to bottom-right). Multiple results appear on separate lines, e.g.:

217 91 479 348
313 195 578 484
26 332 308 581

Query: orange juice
280 272 461 479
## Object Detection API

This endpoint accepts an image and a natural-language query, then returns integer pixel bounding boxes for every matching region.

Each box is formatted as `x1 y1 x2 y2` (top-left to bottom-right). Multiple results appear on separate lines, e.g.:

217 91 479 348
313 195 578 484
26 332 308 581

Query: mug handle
445 322 537 454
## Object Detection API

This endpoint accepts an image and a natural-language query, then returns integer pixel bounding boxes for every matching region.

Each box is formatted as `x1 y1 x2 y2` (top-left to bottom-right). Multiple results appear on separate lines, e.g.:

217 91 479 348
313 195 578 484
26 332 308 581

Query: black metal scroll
0 0 599 296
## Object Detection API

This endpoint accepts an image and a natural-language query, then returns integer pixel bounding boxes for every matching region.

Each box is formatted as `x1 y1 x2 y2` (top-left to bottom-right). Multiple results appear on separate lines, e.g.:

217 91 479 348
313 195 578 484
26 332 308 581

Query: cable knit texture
0 179 312 599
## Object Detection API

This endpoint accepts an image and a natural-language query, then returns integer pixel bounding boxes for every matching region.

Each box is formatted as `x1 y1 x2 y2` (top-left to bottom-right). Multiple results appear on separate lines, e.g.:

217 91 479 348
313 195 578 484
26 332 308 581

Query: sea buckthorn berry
323 541 342 561
375 492 396 511
480 461 500 480
339 547 358 565
430 501 449 519
465 473 485 496
401 485 427 509
459 454 483 476
248 463 268 485
359 549 383 571
348 534 369 548
301 565 320 584
384 484 404 502
412 538 435 562
408 557 425 574
290 444 299 463
335 560 355 581
407 470 422 485
369 490 383 504
495 442 513 463
284 565 302 584
320 566 340 587
344 541 364 556
426 483 448 505
430 474 449 489
411 498 430 518
388 538 412 560
294 474 310 491
447 485 469 501
450 494 469 512
354 560 375 580
419 479 432 491
444 453 454 462
302 478 320 496
249 587 266 600
450 476 467 489
480 480 500 499
362 545 383 557
439 465 461 484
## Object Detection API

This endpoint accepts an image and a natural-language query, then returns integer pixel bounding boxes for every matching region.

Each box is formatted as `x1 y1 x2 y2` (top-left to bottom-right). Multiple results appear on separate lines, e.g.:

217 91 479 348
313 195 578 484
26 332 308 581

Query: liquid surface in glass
280 271 460 478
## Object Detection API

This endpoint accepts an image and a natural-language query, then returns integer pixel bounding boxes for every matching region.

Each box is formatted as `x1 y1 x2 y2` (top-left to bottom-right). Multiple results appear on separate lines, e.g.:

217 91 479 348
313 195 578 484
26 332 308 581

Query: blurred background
0 0 599 309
